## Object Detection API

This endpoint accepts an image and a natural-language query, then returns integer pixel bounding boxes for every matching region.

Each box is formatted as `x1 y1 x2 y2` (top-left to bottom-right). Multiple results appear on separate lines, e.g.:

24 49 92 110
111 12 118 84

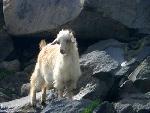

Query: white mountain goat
30 29 81 106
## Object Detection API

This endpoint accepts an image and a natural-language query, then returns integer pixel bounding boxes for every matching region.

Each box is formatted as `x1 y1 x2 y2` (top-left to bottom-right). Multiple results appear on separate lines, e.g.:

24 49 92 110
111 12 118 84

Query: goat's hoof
41 101 46 106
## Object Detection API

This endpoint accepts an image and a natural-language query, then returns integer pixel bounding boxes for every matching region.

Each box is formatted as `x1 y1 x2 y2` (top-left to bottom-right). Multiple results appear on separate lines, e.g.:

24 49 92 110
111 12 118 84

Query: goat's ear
70 32 76 43
71 37 76 43
39 39 46 50
51 39 58 45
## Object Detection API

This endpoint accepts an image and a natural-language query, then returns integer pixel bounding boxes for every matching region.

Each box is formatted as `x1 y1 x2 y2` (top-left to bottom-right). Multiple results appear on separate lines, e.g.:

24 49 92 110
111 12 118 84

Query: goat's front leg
66 80 77 99
54 80 64 98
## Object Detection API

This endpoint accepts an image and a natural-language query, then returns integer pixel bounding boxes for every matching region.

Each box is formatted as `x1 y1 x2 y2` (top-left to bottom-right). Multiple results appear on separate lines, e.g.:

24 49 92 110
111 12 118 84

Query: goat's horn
51 39 57 45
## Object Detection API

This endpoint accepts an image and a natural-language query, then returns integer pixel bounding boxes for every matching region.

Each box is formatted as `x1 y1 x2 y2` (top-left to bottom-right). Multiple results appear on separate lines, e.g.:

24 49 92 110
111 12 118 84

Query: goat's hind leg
41 83 46 106
30 74 36 107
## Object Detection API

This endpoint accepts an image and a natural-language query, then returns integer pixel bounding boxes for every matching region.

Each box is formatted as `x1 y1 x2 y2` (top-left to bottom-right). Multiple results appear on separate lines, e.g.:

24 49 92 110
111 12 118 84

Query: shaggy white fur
30 29 81 106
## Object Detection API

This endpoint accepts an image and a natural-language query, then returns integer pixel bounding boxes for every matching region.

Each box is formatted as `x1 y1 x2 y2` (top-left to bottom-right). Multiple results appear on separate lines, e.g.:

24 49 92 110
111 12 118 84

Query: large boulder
3 0 83 35
84 0 150 34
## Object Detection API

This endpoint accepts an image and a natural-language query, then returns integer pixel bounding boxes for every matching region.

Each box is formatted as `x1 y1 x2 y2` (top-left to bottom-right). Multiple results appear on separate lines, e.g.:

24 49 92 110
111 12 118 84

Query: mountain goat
30 29 81 106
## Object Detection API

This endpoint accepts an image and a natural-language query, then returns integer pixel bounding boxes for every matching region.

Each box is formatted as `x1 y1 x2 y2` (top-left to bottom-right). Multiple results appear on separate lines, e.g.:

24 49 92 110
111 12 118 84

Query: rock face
3 0 83 35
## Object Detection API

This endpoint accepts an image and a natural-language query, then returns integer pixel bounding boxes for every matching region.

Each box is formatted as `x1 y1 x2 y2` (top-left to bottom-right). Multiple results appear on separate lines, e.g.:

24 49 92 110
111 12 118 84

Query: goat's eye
56 41 60 44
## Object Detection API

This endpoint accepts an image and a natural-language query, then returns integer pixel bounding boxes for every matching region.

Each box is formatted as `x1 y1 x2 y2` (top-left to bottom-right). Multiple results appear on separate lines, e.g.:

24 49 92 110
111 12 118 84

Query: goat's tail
39 39 46 50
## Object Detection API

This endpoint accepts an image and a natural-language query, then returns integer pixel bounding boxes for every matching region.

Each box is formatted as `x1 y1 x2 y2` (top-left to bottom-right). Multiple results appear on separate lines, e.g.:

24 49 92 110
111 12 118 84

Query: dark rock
0 92 11 103
93 101 115 113
21 83 30 96
134 79 150 93
0 71 29 102
119 80 140 98
0 59 20 72
0 32 14 61
23 63 35 74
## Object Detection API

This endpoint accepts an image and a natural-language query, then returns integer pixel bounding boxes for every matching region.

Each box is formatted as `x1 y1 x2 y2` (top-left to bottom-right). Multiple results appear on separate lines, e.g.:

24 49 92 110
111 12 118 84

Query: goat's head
51 29 76 55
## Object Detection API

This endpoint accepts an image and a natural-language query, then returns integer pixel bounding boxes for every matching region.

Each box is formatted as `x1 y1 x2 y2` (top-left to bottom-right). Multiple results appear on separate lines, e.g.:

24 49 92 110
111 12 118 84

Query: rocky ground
0 0 150 113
